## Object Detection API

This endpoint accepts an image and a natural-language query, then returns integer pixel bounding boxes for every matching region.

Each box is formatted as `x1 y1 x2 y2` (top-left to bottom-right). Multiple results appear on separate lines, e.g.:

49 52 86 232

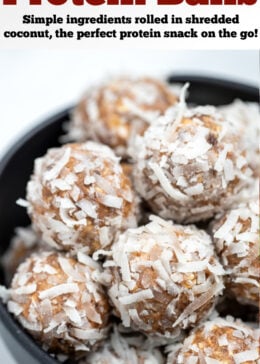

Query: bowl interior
0 75 258 364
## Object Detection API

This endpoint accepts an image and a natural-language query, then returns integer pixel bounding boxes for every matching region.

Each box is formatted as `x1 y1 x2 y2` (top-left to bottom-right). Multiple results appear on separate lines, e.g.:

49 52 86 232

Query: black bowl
0 75 258 364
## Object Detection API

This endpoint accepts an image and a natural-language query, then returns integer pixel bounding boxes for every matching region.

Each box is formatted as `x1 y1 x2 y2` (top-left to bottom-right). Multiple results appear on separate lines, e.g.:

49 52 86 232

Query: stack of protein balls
0 76 259 363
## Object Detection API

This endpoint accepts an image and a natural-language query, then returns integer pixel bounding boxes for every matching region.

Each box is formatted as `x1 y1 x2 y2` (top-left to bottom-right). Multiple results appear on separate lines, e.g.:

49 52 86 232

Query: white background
0 49 259 363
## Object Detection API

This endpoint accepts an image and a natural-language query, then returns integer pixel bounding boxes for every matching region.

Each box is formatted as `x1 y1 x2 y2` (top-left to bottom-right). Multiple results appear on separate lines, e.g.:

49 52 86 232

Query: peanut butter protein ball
24 142 138 254
81 325 164 364
166 316 260 364
211 200 259 306
131 89 254 223
219 99 260 177
68 77 178 157
105 216 224 339
1 251 110 356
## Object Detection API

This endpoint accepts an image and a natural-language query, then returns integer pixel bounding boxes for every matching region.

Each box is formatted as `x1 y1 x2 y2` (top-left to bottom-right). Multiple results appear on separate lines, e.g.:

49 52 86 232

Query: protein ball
81 325 165 364
211 200 259 307
4 251 110 355
68 77 178 157
131 92 254 223
219 99 260 177
24 142 138 254
104 216 224 339
167 316 260 364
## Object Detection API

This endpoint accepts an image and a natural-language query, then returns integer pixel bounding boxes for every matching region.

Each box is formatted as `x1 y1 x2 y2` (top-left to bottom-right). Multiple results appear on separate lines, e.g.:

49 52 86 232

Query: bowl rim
0 74 258 364
167 74 259 95
0 107 72 364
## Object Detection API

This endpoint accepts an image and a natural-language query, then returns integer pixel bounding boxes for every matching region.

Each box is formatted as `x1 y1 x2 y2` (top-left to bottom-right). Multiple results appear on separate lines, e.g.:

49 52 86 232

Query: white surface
0 49 259 363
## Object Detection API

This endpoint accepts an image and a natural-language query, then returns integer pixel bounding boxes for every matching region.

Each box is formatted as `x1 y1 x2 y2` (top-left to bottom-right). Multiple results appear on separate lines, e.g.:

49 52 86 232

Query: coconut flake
214 211 239 239
16 198 30 208
93 249 113 261
100 195 123 209
217 335 229 349
214 144 232 172
236 232 257 242
50 179 71 191
55 196 75 209
71 328 104 340
99 226 111 248
7 301 23 316
234 277 259 287
177 260 209 273
85 305 102 324
33 263 57 275
58 256 84 282
74 163 85 173
59 207 86 227
223 159 235 182
64 306 82 325
84 175 96 185
167 82 189 137
185 183 204 196
44 147 71 182
116 249 131 282
77 199 97 219
129 309 152 331
119 289 154 305
172 282 223 329
153 260 170 281
77 252 100 270
18 316 42 332
149 162 188 201
14 283 37 295
74 210 87 221
39 283 79 300
233 349 259 363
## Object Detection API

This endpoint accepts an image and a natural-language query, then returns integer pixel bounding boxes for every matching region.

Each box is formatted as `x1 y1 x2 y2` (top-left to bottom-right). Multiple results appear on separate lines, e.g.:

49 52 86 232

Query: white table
0 49 258 363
